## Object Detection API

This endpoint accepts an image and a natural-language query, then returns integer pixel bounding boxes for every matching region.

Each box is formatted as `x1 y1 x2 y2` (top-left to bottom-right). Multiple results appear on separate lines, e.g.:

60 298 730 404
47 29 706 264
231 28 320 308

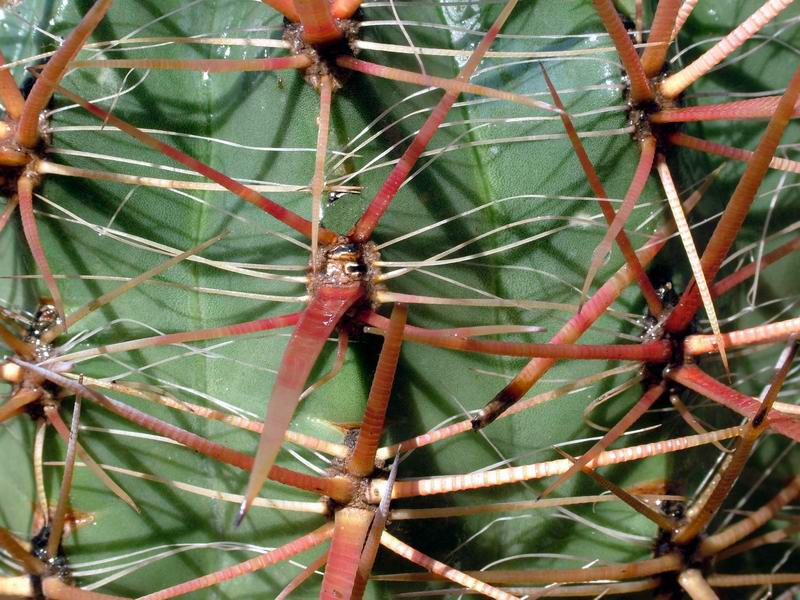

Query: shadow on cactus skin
0 0 798 598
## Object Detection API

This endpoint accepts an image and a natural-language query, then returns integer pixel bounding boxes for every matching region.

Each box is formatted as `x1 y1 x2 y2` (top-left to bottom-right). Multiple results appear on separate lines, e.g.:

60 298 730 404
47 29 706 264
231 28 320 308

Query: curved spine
472 179 710 427
674 340 796 544
678 570 719 600
0 389 39 423
18 175 64 320
15 0 113 148
45 406 139 511
671 0 700 40
0 195 19 234
540 66 661 315
46 398 81 557
337 57 557 114
657 156 729 372
712 236 800 297
706 573 800 587
580 135 657 308
0 526 44 575
276 551 328 599
311 75 333 266
45 233 226 341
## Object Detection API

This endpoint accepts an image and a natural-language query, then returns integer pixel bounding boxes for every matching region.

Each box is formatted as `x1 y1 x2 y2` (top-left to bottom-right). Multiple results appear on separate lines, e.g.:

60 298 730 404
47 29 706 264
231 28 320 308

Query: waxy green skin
0 0 798 597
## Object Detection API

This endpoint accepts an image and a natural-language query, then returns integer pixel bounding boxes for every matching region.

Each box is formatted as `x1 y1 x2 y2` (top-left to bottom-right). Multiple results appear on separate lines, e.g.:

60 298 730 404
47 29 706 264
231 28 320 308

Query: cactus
0 0 798 598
